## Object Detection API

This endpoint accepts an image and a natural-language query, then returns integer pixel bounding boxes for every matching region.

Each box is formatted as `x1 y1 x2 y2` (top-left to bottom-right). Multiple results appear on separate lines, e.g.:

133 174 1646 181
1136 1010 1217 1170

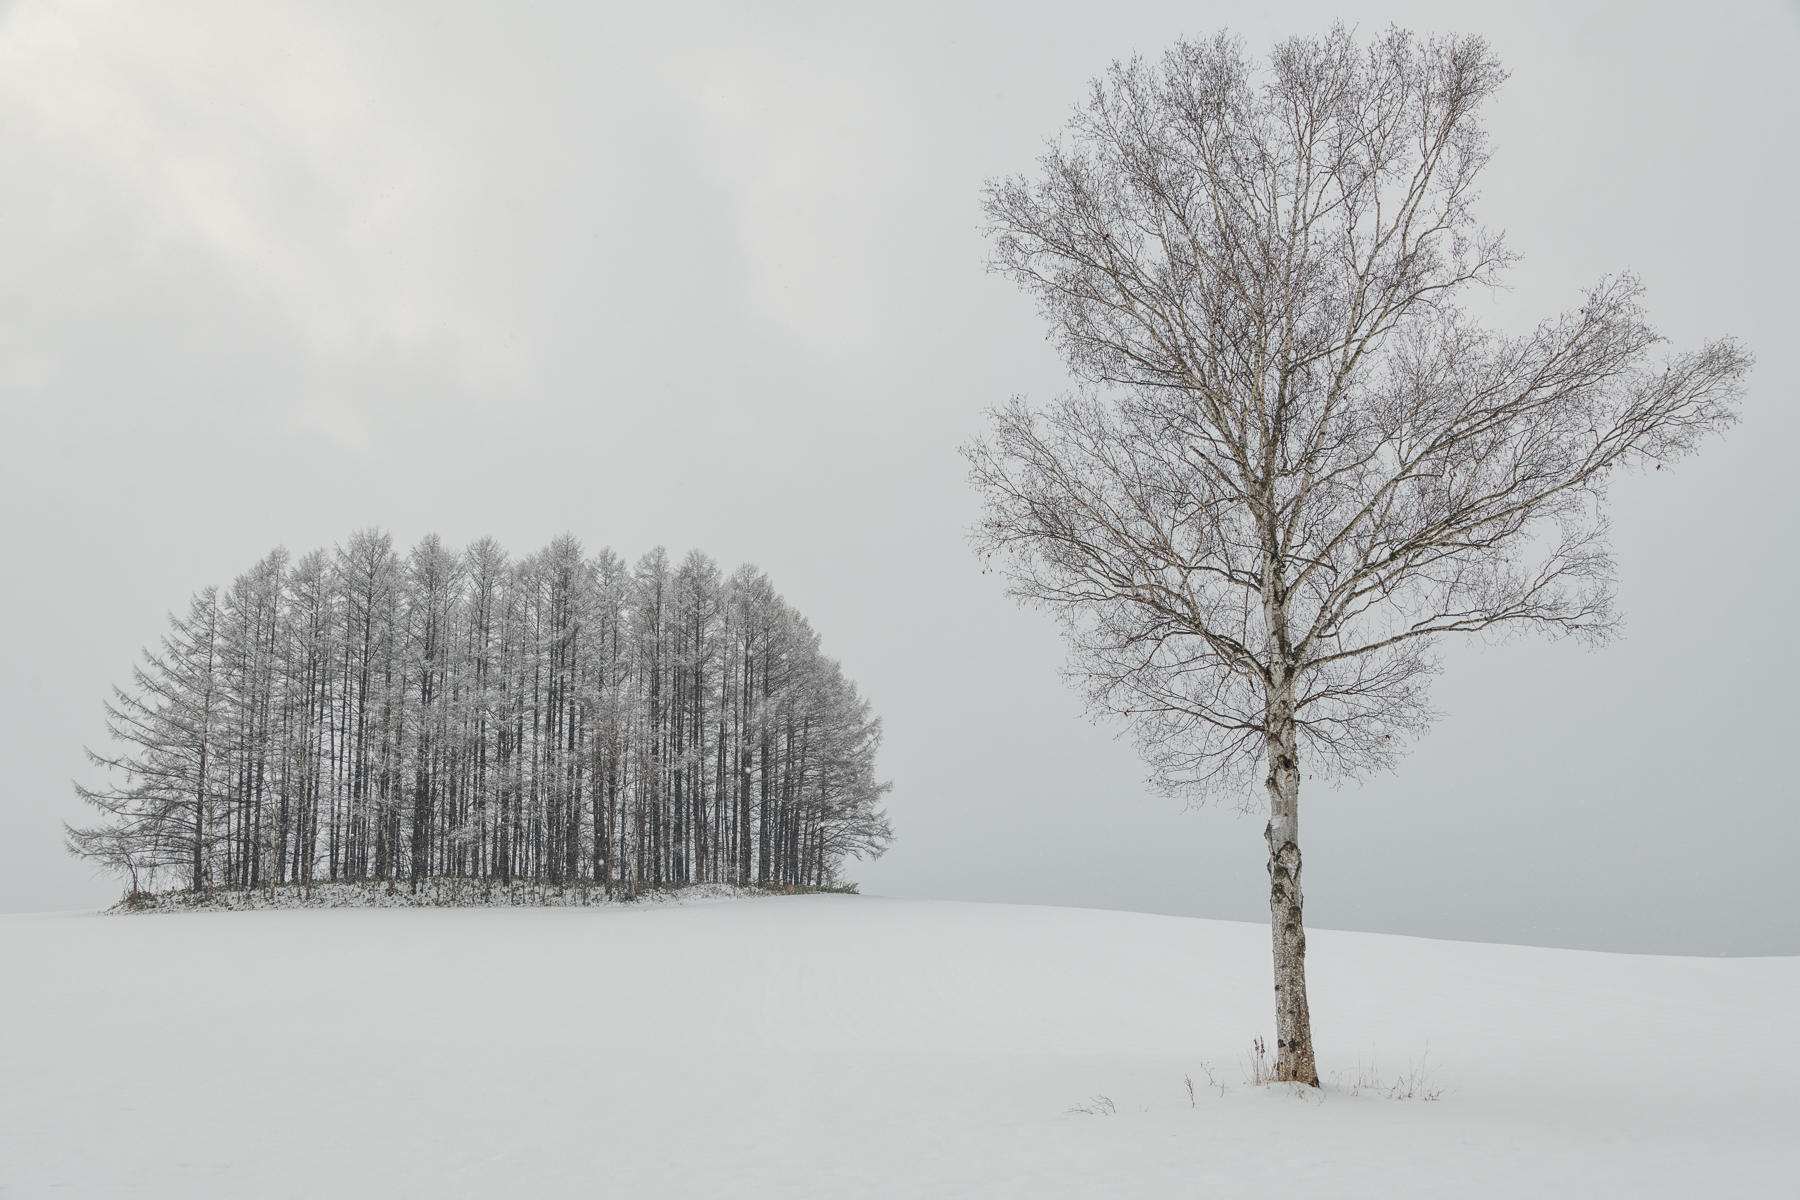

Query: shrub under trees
68 531 893 900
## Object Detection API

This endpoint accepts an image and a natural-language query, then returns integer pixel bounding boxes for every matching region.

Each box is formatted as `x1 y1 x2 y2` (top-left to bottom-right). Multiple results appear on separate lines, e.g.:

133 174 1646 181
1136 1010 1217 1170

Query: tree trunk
1264 672 1319 1086
193 603 218 893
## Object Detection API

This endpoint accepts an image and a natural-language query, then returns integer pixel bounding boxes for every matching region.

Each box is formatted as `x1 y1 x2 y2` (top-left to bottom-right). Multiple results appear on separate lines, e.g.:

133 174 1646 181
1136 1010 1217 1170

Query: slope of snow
1 896 1792 1197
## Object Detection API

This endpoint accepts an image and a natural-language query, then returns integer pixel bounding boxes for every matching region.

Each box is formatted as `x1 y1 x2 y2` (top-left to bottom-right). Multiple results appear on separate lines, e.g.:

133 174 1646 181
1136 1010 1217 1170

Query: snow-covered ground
108 878 768 911
1 895 1792 1197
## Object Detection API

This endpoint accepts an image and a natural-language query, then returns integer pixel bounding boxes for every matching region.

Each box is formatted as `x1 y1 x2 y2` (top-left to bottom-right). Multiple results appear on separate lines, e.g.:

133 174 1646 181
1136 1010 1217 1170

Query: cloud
668 28 929 367
0 0 513 447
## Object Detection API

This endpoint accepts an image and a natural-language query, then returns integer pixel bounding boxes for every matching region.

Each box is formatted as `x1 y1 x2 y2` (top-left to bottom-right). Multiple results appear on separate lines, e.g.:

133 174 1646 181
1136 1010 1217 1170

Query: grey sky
2 0 1794 954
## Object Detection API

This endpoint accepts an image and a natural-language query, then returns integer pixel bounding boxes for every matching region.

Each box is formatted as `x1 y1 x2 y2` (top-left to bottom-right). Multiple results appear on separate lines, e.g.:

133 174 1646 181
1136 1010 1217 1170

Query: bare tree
69 589 224 896
966 26 1749 1085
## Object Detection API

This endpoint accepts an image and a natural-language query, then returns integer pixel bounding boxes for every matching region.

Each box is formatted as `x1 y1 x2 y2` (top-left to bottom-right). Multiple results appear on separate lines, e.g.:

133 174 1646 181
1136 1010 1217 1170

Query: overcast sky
2 0 1794 954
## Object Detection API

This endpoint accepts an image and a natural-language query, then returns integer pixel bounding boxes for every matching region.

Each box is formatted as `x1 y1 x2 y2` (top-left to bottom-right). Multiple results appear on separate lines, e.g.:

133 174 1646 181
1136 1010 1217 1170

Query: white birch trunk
1263 544 1319 1085
1263 668 1318 1085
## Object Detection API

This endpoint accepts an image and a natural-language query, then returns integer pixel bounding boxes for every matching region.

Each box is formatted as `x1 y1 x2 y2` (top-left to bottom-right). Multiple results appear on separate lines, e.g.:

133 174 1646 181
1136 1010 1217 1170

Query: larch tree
966 26 1748 1084
69 588 225 895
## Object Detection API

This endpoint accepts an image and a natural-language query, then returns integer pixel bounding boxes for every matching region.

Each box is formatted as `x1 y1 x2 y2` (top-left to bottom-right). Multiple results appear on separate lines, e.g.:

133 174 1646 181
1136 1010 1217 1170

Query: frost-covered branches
968 26 1749 799
969 23 1748 1087
69 532 893 899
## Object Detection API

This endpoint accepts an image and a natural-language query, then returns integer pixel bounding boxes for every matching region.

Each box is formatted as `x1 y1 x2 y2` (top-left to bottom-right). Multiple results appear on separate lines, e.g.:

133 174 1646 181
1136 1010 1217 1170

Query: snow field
1 895 1793 1197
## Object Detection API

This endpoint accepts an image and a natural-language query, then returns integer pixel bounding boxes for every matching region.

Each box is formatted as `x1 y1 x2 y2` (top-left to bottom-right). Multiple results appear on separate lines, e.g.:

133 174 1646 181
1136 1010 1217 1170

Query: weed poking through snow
1328 1048 1444 1100
1242 1036 1274 1087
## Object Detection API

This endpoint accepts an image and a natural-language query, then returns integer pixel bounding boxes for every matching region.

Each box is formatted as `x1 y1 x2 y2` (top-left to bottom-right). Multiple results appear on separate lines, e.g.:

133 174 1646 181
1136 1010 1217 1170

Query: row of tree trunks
71 533 895 899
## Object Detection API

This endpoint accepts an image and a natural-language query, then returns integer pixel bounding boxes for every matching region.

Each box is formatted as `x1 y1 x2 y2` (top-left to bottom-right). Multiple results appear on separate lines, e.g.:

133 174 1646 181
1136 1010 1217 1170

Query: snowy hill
1 896 1792 1196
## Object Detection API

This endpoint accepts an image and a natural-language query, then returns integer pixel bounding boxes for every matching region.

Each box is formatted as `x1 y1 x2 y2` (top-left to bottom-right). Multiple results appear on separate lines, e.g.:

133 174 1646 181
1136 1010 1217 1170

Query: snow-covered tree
967 26 1748 1084
70 589 224 894
71 533 893 900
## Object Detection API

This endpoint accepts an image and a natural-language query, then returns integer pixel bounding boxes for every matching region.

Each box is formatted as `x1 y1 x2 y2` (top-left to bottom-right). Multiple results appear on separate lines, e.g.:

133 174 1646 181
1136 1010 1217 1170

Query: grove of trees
68 531 893 900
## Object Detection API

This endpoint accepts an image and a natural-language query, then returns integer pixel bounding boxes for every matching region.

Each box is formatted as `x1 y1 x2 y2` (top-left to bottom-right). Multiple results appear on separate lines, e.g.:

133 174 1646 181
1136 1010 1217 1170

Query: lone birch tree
966 26 1749 1085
